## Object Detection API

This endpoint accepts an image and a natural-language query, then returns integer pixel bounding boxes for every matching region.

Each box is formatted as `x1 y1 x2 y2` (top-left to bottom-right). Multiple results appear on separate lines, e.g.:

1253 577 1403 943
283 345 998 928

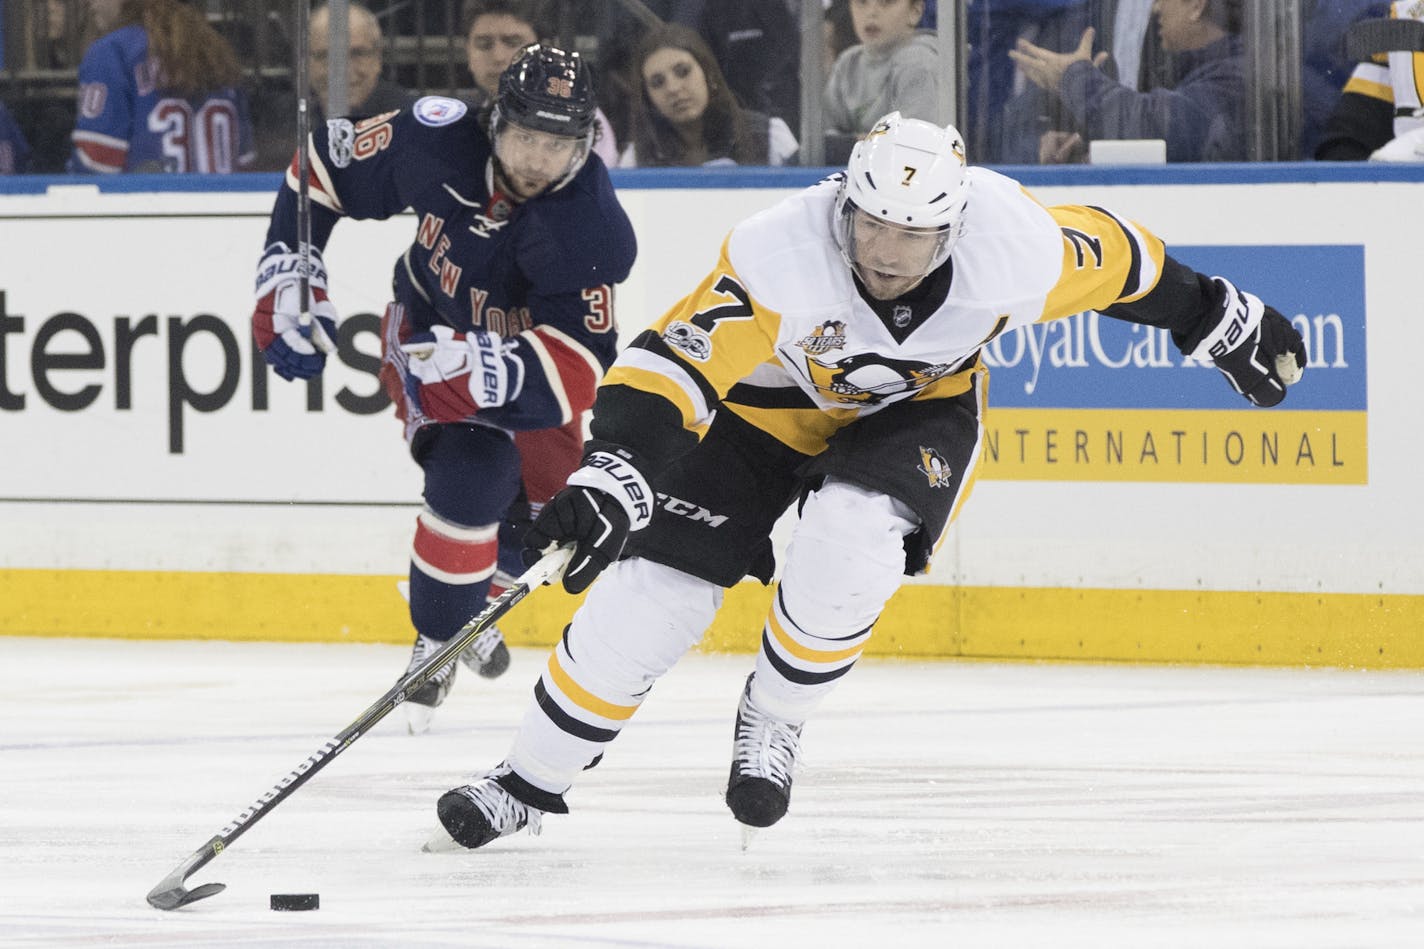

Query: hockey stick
295 0 334 356
1345 17 1424 61
144 545 572 911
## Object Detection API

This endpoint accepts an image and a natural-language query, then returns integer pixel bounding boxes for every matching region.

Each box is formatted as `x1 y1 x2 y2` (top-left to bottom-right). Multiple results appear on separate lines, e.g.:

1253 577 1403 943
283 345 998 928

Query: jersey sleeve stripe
517 325 603 425
601 363 711 436
632 330 723 408
71 130 128 173
1344 63 1393 101
1087 205 1161 302
613 346 715 425
531 324 605 394
285 143 344 214
724 381 819 410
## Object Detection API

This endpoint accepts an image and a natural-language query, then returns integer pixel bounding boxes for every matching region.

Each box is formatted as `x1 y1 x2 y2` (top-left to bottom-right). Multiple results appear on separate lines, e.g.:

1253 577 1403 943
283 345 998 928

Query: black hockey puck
270 893 320 911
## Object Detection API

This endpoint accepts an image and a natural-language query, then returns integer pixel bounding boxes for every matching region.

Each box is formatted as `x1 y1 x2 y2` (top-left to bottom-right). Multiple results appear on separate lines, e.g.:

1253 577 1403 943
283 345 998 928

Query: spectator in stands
620 24 799 167
68 0 255 173
462 0 618 167
823 0 944 163
689 0 802 132
1315 2 1422 160
309 1 415 123
1008 0 1245 163
0 100 33 174
826 0 859 67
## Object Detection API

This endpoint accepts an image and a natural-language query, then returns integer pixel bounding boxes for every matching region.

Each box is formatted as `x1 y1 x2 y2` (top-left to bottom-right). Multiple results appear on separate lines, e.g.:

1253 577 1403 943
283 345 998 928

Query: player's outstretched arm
1097 253 1306 408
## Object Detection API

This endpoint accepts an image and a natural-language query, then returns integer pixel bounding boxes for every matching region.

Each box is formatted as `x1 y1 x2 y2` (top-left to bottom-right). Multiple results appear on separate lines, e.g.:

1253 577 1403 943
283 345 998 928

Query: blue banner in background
984 245 1366 411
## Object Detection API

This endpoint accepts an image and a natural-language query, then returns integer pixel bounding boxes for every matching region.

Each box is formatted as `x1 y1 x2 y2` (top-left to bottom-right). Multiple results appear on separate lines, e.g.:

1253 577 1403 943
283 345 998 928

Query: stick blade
147 880 226 911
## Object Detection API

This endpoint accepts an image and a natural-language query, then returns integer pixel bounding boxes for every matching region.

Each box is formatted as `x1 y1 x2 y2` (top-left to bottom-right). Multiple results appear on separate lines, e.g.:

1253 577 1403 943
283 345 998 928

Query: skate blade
739 824 758 852
422 825 466 854
406 703 436 735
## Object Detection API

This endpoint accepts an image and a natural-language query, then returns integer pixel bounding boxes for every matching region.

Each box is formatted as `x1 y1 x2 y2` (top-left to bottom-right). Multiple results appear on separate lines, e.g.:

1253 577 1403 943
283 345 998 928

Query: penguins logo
917 446 953 488
796 320 847 355
800 351 952 405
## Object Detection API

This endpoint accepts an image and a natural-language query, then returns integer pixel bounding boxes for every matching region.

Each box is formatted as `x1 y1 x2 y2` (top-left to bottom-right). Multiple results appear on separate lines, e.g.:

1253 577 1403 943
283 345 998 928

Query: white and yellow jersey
1340 2 1424 139
599 169 1169 459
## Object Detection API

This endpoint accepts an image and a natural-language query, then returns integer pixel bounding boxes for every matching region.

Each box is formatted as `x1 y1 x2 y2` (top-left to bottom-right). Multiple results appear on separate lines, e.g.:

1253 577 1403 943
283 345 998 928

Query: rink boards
1 165 1420 666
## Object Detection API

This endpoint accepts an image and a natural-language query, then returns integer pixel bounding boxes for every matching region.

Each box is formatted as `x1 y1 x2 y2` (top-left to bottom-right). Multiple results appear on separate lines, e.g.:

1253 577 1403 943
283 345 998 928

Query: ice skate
725 674 803 833
459 624 510 679
431 764 567 850
402 633 457 735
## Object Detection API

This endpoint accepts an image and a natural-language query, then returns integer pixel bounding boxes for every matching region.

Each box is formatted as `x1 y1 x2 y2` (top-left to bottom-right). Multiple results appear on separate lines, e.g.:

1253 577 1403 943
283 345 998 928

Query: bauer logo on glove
251 243 338 381
401 325 524 422
1194 277 1308 408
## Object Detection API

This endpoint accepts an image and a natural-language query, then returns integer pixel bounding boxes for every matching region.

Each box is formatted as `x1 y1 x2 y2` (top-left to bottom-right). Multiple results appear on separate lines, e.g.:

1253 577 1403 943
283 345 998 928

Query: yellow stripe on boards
2 569 1420 669
544 652 639 721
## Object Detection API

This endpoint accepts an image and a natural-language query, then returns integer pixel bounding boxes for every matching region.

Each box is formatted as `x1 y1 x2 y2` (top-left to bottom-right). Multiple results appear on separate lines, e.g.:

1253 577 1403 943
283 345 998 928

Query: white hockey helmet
833 112 971 281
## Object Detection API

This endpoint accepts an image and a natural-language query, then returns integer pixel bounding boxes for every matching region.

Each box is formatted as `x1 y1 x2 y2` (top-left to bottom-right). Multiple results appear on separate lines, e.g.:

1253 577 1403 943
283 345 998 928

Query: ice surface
1 636 1420 948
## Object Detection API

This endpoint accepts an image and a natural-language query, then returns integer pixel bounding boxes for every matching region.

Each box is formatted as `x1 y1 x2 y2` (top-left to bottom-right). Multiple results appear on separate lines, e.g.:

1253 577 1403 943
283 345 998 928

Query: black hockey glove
524 448 654 594
1193 277 1307 407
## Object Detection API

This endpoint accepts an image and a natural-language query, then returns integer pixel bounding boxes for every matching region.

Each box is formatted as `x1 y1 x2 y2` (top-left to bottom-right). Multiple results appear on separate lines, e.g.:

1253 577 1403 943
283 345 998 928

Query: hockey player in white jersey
431 111 1309 849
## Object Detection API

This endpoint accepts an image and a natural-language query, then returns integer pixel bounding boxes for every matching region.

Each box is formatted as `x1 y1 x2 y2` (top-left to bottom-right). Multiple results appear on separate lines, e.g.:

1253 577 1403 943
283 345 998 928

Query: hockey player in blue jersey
251 44 637 732
68 0 255 174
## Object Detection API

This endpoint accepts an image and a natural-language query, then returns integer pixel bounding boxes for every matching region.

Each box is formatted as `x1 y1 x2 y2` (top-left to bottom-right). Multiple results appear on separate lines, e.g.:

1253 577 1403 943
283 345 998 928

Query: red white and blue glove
400 324 524 422
1194 277 1307 408
523 448 655 594
252 243 338 381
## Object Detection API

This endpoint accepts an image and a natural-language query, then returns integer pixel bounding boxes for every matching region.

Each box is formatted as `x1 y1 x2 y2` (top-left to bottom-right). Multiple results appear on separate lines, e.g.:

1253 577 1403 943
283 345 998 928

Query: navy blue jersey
264 96 637 432
68 24 255 174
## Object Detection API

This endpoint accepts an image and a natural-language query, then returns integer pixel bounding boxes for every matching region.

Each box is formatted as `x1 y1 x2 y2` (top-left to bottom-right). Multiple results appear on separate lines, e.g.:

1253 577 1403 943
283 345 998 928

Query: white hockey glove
1192 277 1307 408
400 325 524 422
252 243 338 381
523 447 654 594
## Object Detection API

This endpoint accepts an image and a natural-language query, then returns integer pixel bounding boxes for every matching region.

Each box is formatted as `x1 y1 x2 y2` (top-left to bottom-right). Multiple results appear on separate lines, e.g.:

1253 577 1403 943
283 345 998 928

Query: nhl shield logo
892 305 912 327
917 446 953 488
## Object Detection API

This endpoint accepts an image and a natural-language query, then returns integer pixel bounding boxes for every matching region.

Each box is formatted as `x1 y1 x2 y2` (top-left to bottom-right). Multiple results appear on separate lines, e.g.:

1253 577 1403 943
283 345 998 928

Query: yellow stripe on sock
766 601 866 664
544 651 640 721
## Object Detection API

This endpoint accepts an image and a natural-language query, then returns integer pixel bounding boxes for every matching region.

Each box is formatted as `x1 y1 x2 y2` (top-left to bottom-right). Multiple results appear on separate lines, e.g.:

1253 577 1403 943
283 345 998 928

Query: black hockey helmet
495 43 597 139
